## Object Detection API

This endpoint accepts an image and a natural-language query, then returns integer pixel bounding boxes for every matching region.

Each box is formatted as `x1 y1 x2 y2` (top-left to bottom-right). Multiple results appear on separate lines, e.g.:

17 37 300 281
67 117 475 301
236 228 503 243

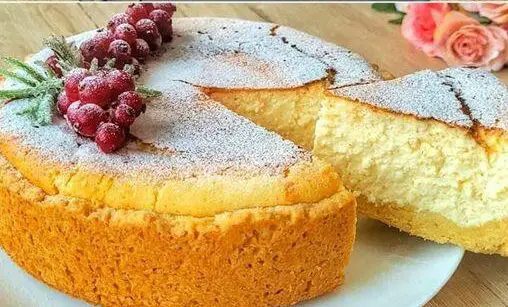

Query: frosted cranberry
114 23 137 48
95 123 126 153
126 4 149 24
105 70 135 99
71 104 108 137
64 68 91 102
108 39 133 69
66 101 83 123
142 3 155 13
78 76 112 108
133 38 150 62
149 10 173 42
135 19 162 51
118 91 144 116
107 13 132 32
57 91 72 115
113 103 137 128
79 33 111 66
153 3 176 17
45 55 62 77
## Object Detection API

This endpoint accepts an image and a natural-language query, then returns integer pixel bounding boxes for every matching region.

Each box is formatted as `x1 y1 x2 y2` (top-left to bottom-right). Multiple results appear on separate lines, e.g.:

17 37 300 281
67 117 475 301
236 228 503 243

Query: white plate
0 218 463 307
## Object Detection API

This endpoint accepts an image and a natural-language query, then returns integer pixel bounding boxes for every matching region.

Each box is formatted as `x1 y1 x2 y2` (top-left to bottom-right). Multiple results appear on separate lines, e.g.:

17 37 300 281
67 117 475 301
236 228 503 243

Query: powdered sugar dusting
334 69 479 127
142 18 380 89
0 80 308 181
439 68 508 130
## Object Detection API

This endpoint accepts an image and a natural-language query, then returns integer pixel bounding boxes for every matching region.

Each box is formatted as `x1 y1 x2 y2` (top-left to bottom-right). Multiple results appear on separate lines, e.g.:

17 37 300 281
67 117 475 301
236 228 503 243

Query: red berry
107 13 132 32
66 101 83 123
126 4 149 24
45 55 62 77
71 104 108 137
113 103 137 127
117 91 144 116
141 3 155 14
133 38 150 62
153 3 176 17
64 69 91 102
105 70 135 100
149 10 173 42
114 23 137 48
95 123 126 153
78 76 112 108
135 19 162 51
108 39 133 69
57 91 72 115
79 33 111 66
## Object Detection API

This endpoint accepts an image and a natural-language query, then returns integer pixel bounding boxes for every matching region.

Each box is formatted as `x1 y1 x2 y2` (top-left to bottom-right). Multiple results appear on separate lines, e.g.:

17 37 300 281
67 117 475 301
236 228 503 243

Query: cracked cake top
334 68 508 130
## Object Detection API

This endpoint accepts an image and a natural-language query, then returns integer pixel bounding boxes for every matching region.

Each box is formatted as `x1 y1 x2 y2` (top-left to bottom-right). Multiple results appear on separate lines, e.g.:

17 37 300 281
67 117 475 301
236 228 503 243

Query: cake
214 64 508 255
0 17 368 306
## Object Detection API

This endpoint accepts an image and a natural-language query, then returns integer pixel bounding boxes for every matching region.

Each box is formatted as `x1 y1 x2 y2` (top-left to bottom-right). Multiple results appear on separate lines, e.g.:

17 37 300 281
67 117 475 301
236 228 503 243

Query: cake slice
212 67 508 255
320 68 508 255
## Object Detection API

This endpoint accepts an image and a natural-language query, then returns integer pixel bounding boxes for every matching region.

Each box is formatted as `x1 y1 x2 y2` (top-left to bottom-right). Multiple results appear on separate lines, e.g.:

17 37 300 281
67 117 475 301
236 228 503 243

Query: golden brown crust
357 196 508 256
0 138 341 217
0 155 356 306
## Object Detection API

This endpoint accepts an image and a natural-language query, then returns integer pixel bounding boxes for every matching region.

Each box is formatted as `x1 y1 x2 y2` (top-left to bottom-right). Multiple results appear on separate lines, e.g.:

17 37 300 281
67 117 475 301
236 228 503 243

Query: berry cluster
58 68 146 153
79 3 176 70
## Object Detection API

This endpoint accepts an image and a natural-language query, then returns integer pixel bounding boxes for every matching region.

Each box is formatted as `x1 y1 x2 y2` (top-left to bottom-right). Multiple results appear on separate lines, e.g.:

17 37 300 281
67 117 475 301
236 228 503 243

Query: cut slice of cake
321 68 508 255
210 66 508 255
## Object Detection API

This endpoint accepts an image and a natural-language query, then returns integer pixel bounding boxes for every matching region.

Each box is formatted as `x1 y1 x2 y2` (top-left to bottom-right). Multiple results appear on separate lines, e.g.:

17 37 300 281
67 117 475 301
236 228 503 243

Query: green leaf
43 35 81 71
1 57 46 82
471 14 492 25
136 86 162 99
17 93 56 126
371 3 398 13
0 67 37 87
389 15 405 25
0 88 35 99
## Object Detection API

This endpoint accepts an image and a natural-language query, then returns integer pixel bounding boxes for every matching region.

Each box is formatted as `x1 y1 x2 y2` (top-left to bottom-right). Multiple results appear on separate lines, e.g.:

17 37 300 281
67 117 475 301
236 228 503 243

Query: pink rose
401 3 451 56
479 4 508 25
434 12 508 71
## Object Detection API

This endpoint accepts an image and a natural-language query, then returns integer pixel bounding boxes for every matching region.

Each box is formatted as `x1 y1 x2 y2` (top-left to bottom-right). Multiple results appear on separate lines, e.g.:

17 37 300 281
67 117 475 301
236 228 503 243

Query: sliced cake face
318 68 508 228
143 17 381 90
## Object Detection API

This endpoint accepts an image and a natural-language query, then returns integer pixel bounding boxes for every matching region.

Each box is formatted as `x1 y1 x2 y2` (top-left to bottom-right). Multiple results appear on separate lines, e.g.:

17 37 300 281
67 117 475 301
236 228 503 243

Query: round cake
0 17 374 306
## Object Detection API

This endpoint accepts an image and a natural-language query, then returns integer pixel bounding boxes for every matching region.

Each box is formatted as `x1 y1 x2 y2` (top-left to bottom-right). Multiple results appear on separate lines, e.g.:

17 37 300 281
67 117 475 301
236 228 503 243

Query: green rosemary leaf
16 97 39 121
104 58 116 70
1 57 46 82
123 64 136 76
35 93 56 125
43 35 80 71
0 87 35 99
89 58 99 74
0 67 37 87
389 15 405 25
136 86 162 99
371 3 397 13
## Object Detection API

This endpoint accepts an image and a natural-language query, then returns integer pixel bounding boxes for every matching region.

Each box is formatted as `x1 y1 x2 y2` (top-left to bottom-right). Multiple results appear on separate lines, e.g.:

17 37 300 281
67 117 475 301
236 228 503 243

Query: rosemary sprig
0 55 63 125
0 67 37 87
136 86 162 99
43 35 81 73
1 56 46 82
